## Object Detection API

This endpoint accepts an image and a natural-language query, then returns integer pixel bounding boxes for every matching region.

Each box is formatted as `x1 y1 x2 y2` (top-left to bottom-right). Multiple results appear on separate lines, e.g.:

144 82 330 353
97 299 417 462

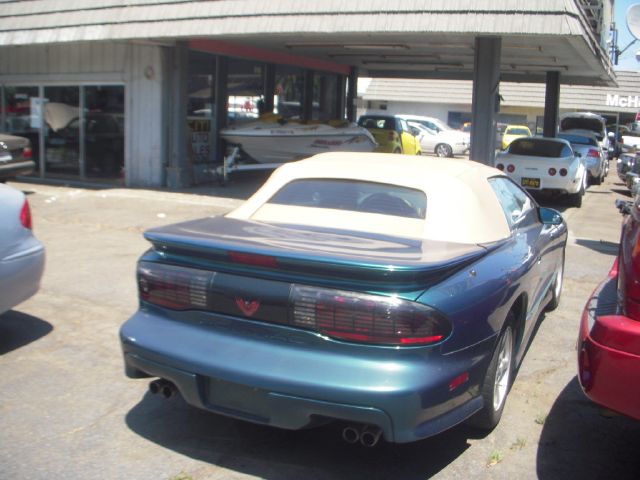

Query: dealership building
0 1 618 188
360 70 640 133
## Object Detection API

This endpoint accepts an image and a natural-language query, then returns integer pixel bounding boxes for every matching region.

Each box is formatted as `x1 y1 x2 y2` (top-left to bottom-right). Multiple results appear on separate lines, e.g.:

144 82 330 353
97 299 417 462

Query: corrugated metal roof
362 70 640 112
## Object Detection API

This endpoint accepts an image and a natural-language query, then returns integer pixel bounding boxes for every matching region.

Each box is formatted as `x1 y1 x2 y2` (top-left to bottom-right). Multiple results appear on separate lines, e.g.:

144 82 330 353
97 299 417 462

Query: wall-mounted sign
606 94 640 108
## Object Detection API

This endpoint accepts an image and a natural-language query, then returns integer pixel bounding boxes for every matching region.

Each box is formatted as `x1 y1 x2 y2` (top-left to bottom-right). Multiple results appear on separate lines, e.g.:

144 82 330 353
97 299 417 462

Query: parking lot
2 169 640 480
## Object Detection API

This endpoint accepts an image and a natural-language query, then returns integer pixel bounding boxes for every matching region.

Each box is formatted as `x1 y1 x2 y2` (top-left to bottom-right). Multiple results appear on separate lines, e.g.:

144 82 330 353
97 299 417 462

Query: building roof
0 0 615 86
363 70 640 113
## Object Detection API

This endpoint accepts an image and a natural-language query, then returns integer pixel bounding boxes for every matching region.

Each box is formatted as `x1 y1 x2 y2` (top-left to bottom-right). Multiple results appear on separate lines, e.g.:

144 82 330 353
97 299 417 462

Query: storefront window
43 86 80 177
188 51 215 165
3 86 41 174
85 86 125 179
228 58 262 124
313 73 338 121
275 65 305 119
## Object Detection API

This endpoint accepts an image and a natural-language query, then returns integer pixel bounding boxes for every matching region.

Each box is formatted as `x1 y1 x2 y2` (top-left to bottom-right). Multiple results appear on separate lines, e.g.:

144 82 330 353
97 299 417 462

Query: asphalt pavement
1 167 639 480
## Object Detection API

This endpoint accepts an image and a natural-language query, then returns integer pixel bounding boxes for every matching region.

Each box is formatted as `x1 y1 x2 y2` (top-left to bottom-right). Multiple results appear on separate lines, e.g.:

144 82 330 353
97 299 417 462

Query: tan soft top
227 152 511 244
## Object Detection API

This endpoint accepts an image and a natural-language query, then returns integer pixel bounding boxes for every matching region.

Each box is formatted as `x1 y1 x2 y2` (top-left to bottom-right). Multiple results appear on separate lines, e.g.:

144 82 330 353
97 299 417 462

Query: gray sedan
0 133 35 181
558 131 607 185
0 184 45 315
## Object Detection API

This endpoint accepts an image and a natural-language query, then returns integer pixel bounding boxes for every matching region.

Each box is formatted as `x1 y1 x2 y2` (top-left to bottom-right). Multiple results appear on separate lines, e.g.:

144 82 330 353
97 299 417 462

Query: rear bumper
120 308 493 443
0 239 45 314
578 273 640 420
0 160 35 179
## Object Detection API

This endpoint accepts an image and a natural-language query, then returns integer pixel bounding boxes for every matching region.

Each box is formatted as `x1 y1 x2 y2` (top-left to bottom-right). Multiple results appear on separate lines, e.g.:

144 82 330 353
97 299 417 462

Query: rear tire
546 253 564 311
435 143 453 158
570 177 585 208
393 147 402 154
467 317 515 430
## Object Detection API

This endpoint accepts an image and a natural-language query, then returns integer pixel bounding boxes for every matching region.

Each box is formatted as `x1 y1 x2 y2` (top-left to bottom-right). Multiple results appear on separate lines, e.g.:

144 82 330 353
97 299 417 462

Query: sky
614 0 640 70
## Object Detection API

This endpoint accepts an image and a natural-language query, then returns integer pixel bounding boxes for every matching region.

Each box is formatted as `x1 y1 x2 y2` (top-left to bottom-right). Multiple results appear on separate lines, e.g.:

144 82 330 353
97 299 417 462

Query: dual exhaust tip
342 424 383 447
149 379 382 447
148 378 177 399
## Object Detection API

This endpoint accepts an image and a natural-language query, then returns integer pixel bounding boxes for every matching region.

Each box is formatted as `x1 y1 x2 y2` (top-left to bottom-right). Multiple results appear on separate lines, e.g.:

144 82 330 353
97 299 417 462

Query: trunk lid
143 216 490 292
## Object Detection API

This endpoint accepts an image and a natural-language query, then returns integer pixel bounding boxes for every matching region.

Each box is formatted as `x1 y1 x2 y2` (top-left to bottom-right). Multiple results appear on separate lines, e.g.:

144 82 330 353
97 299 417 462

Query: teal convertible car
120 152 566 445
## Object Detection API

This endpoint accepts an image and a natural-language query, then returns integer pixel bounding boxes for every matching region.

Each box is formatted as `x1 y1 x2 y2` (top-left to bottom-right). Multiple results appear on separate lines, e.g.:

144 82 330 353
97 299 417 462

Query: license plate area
205 377 270 421
521 177 541 189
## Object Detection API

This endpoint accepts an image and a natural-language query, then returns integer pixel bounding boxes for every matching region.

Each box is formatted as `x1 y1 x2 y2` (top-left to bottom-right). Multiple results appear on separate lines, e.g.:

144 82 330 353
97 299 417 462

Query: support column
347 68 358 122
263 63 275 114
166 41 191 188
303 70 314 121
336 75 346 120
543 71 560 137
212 55 228 164
470 37 501 165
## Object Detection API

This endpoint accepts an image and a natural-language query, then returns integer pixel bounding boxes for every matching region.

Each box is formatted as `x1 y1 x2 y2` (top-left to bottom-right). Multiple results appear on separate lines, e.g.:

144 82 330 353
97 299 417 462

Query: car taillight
138 262 212 310
496 163 504 171
291 285 451 346
507 164 515 173
388 131 396 141
22 146 33 159
560 168 568 176
587 149 600 158
548 168 557 176
20 199 32 229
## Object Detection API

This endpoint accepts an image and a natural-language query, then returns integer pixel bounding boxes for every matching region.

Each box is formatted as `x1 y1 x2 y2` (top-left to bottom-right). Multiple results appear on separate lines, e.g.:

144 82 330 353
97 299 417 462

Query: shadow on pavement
537 377 640 480
574 239 619 256
126 391 474 479
0 310 53 355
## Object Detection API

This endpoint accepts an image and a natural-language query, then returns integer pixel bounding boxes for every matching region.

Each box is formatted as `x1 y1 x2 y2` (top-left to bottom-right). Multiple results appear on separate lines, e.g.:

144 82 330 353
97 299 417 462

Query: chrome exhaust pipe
341 425 361 444
149 378 169 395
360 426 382 448
161 382 177 399
148 379 176 399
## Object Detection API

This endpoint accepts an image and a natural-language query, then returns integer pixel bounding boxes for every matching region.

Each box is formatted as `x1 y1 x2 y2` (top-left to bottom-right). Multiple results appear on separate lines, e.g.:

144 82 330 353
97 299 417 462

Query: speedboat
220 121 377 164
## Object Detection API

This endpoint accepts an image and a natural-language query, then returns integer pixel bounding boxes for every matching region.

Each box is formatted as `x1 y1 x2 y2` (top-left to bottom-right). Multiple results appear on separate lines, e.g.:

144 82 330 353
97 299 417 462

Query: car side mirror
539 207 563 225
574 151 582 157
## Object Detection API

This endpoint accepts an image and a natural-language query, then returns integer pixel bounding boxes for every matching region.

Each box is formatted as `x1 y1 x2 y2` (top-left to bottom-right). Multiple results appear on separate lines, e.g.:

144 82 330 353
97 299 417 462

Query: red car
578 198 640 419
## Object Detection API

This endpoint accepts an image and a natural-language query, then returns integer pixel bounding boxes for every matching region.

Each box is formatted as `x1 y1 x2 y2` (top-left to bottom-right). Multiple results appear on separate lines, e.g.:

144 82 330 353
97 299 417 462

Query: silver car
558 131 607 185
0 184 45 315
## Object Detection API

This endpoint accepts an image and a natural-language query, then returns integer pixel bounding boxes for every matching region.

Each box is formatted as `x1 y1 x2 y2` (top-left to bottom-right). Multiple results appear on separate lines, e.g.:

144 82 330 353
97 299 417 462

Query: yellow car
501 125 532 150
358 115 422 155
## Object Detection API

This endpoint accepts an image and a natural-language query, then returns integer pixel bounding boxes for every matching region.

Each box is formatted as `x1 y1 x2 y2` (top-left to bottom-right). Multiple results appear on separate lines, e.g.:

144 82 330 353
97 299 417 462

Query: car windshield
508 139 567 157
558 133 597 146
266 179 427 219
507 128 529 135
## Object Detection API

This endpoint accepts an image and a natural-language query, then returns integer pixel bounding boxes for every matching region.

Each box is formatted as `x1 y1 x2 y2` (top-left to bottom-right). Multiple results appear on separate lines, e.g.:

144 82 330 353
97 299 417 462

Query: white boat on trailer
220 121 377 164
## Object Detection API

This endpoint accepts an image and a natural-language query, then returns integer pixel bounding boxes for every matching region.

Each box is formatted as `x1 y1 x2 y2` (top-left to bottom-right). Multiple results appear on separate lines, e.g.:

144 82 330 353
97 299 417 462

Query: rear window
506 127 530 135
358 117 395 130
267 179 426 219
558 133 598 146
508 139 570 158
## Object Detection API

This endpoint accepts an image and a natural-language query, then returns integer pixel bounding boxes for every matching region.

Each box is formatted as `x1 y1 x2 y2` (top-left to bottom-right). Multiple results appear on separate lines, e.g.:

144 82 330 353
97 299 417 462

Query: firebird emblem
235 297 260 317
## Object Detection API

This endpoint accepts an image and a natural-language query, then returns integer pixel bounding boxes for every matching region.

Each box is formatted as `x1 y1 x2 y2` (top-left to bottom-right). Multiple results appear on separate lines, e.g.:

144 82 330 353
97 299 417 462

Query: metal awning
0 0 616 86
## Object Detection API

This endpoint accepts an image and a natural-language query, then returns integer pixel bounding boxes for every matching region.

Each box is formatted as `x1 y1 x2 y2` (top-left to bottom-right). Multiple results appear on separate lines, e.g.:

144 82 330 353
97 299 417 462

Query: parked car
501 125 531 150
397 114 470 157
495 136 588 207
120 152 567 445
0 133 35 181
617 152 637 183
578 197 640 420
357 115 421 155
558 131 607 185
0 184 45 315
407 121 469 157
559 112 608 157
